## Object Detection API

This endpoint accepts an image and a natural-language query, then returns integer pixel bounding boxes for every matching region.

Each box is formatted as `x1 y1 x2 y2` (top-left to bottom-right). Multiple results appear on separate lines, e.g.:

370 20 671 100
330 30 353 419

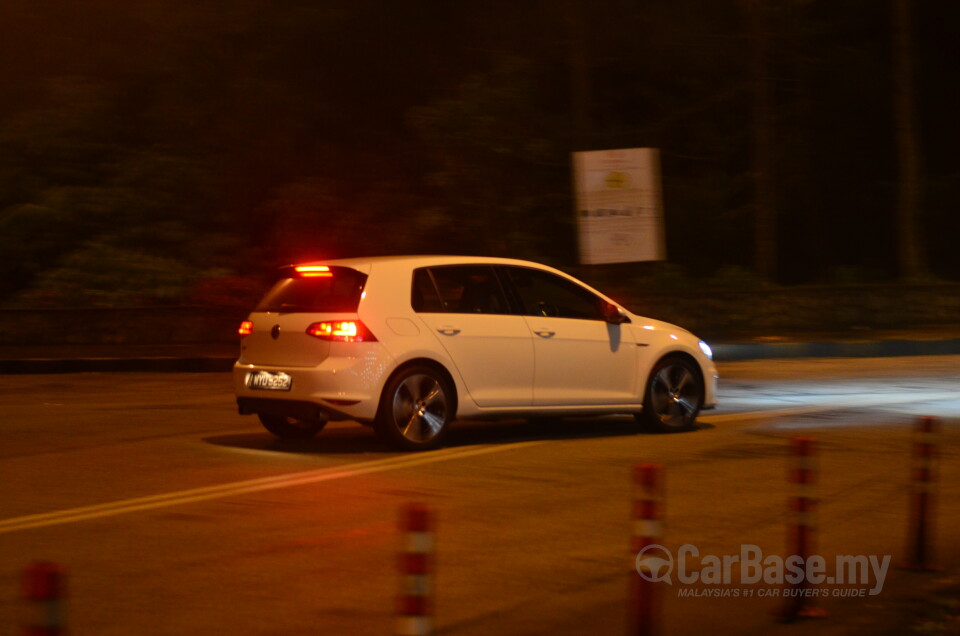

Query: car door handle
533 330 556 338
437 328 461 336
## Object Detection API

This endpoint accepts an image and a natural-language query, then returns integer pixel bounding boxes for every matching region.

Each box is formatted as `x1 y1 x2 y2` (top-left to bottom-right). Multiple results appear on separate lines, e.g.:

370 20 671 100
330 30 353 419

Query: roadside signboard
572 147 666 264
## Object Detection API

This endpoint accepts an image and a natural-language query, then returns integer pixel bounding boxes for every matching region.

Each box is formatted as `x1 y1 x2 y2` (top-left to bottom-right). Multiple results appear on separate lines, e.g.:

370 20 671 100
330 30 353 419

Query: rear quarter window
255 266 367 313
412 269 445 312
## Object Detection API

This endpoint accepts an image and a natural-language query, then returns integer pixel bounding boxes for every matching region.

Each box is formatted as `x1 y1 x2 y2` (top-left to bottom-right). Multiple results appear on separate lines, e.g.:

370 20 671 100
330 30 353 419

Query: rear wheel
375 366 454 451
258 414 327 439
637 356 703 433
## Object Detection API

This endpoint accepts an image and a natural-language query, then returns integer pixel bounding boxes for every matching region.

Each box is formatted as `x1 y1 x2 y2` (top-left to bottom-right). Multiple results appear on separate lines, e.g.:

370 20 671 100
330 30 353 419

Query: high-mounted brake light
238 320 254 337
305 320 377 342
294 265 332 278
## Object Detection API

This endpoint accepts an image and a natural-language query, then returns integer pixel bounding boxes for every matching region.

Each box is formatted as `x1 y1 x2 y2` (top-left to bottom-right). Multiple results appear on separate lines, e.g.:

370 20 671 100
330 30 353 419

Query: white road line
700 391 960 424
0 441 545 534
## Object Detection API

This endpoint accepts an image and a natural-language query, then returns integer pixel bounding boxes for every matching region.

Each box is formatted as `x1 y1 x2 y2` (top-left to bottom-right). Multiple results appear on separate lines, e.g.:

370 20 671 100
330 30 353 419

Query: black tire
258 414 327 440
637 356 703 433
375 366 454 451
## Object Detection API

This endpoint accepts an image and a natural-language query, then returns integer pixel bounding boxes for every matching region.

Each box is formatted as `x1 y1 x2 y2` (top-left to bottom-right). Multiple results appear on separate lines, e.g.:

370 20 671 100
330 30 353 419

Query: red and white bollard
21 561 66 636
903 416 940 571
397 503 434 636
781 437 825 621
628 463 664 636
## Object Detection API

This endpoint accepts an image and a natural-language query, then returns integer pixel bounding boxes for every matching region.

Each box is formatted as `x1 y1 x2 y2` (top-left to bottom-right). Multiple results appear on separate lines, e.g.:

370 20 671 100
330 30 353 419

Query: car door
502 266 639 406
412 265 534 407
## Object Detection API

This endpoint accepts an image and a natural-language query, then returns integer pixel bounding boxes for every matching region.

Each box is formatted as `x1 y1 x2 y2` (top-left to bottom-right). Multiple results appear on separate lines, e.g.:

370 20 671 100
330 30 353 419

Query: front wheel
258 414 327 439
375 366 454 451
637 356 703 433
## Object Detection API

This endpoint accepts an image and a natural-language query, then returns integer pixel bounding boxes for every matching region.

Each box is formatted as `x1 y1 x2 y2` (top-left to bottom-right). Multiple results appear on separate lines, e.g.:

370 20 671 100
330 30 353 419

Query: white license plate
246 371 293 391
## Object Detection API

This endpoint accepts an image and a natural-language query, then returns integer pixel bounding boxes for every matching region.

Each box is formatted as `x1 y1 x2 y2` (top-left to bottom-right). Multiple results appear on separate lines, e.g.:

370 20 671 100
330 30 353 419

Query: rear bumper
232 350 391 422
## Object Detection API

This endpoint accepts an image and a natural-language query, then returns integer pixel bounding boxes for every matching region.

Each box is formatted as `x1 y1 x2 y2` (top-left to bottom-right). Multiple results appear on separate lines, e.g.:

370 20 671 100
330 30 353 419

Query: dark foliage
0 0 957 306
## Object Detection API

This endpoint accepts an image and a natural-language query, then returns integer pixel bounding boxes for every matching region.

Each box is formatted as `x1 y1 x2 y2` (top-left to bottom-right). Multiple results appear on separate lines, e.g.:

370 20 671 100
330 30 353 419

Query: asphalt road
0 357 958 635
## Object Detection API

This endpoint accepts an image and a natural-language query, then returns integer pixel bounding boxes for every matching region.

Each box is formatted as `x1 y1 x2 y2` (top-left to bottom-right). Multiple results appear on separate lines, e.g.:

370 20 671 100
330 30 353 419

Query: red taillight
238 320 254 337
305 320 377 342
295 265 332 278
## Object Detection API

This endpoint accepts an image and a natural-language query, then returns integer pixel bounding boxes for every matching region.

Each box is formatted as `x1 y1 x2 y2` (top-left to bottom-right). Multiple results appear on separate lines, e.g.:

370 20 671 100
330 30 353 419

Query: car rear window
255 266 367 313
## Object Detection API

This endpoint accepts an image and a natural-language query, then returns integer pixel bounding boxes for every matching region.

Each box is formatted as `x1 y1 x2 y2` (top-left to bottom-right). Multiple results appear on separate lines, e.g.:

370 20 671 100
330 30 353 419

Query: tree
891 0 928 278
748 0 777 280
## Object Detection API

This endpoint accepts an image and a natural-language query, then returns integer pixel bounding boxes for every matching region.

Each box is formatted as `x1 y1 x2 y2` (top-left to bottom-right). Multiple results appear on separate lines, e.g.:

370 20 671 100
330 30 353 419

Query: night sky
0 0 958 305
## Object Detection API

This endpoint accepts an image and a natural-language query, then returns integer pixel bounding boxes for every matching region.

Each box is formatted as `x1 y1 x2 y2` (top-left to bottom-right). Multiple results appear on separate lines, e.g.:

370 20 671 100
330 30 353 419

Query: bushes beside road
1 281 958 346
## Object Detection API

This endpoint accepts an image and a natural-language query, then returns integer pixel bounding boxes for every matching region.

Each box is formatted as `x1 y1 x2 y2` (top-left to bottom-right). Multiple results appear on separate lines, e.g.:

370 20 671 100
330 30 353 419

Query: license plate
246 371 293 391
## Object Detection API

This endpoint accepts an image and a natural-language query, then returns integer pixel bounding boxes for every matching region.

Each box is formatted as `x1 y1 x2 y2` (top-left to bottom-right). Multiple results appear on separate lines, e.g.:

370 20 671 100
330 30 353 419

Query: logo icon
635 544 674 584
605 171 629 188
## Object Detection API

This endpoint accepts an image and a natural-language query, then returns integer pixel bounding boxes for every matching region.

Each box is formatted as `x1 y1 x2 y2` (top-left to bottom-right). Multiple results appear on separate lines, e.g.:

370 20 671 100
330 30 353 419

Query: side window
412 269 444 312
505 267 605 320
412 266 509 314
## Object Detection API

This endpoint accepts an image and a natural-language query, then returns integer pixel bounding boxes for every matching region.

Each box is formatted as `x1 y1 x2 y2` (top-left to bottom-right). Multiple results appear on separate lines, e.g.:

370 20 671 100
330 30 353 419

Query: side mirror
602 302 630 325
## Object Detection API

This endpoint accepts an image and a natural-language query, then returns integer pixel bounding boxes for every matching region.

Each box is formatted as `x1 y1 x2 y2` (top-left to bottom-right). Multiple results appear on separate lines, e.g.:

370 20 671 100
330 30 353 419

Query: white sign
572 147 665 265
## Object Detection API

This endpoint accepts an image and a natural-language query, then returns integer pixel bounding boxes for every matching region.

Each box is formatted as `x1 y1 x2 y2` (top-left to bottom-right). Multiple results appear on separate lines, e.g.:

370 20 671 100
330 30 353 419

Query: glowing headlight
698 340 713 360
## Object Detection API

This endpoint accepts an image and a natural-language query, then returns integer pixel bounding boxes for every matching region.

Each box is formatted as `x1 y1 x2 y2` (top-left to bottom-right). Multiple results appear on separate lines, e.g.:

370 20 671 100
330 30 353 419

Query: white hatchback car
234 256 717 450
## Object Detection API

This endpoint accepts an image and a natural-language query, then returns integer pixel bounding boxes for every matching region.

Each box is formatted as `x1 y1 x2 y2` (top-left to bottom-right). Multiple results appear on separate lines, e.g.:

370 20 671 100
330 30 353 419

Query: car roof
283 255 633 316
290 255 561 270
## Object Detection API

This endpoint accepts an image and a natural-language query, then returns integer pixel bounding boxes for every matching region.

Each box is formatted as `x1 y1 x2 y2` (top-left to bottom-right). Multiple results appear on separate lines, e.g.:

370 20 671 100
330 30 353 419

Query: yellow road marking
0 442 544 534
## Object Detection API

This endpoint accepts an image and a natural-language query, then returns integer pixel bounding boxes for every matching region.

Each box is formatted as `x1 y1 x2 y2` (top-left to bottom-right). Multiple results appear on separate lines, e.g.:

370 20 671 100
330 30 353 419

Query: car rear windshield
255 266 368 313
